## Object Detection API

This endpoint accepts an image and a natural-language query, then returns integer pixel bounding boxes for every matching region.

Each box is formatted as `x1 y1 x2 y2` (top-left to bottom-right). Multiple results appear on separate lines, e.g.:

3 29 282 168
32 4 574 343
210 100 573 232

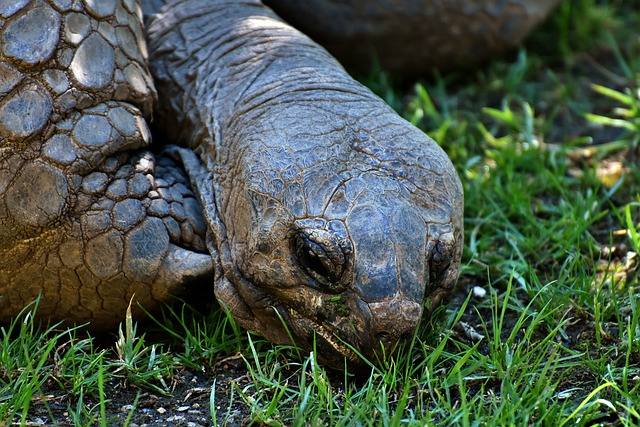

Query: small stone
1 4 60 64
57 47 74 69
114 52 129 72
129 15 147 58
556 390 573 400
156 407 166 414
56 116 77 133
596 160 625 189
59 240 83 268
625 251 637 270
459 321 485 342
472 286 486 298
115 3 130 27
177 406 190 412
136 116 151 146
86 103 108 115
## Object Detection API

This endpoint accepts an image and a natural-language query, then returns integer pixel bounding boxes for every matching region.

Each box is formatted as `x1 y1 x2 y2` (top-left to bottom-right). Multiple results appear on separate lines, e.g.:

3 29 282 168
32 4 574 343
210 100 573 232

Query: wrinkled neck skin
147 0 463 369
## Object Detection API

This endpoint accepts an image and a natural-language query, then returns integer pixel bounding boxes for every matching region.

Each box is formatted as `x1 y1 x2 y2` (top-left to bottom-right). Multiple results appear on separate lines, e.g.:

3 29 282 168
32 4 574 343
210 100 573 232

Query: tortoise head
208 99 464 369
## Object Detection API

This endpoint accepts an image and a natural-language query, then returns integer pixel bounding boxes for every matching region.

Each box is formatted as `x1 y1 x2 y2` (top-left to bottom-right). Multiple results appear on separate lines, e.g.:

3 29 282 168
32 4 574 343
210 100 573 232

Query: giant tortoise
0 0 560 368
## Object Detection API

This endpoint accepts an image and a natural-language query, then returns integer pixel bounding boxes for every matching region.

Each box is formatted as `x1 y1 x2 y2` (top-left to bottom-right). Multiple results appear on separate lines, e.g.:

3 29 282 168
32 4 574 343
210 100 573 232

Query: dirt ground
24 357 249 426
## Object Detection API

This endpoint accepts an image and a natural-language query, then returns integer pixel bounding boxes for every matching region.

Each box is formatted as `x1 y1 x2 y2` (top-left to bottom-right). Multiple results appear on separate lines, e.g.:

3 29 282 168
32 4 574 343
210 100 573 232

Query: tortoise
0 0 559 368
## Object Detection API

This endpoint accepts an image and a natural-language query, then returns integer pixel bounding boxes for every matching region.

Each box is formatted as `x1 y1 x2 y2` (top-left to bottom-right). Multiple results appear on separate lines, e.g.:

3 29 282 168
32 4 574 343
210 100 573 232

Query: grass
2 0 640 425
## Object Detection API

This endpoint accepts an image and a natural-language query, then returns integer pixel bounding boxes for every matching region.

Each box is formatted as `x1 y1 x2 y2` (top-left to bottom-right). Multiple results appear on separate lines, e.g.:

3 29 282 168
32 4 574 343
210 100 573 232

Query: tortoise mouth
244 285 374 369
279 304 364 368
211 258 370 368
280 302 416 370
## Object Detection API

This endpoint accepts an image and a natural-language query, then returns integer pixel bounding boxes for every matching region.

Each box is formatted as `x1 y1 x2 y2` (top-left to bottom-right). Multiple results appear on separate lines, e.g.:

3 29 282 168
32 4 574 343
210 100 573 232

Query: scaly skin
0 0 555 368
146 0 463 368
0 0 212 327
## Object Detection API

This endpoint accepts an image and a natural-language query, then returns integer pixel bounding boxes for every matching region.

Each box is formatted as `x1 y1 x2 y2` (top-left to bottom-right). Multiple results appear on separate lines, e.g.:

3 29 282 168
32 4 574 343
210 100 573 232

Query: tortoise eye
294 228 348 293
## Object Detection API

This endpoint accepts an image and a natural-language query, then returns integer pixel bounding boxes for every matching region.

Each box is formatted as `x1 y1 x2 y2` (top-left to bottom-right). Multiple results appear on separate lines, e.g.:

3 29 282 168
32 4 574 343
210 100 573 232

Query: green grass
2 0 640 425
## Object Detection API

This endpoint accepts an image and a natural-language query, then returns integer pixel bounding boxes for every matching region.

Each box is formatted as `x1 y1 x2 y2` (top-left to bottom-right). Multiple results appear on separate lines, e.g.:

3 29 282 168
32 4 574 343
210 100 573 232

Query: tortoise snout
367 299 423 354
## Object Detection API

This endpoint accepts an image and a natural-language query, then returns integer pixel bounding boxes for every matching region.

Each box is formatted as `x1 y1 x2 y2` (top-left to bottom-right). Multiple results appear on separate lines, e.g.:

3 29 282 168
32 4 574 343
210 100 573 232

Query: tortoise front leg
0 0 212 327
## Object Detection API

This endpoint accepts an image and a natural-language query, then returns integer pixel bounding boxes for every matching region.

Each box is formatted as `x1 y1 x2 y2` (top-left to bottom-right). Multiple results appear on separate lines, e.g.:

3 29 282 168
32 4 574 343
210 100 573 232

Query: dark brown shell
265 0 562 74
